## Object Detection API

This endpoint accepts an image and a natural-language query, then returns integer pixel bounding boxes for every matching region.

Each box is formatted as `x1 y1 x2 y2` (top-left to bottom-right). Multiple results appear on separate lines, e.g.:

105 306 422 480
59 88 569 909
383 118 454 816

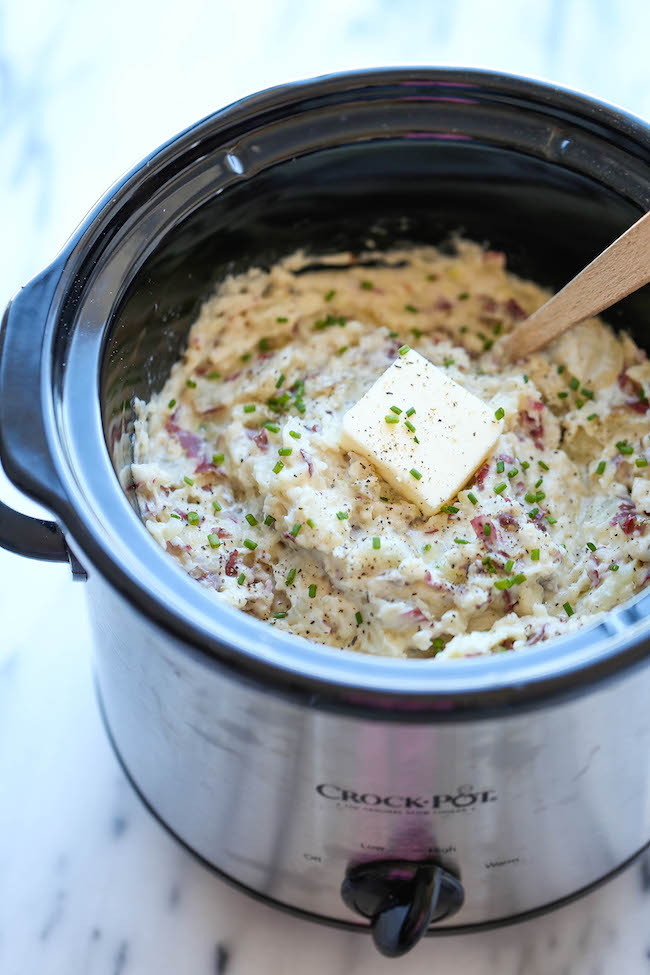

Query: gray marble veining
2 0 650 971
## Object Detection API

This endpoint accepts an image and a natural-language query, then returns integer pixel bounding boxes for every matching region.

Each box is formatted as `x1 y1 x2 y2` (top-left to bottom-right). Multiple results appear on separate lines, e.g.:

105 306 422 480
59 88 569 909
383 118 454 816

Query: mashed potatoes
132 242 650 658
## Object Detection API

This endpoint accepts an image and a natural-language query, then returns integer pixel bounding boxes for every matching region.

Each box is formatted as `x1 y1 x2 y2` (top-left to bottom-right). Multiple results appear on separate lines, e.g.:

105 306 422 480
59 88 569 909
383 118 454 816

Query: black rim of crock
37 67 650 714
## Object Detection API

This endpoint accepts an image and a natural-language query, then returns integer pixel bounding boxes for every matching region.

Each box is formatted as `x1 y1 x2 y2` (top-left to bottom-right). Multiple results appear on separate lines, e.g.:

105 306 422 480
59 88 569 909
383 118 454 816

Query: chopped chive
324 289 335 302
455 538 469 544
398 344 410 356
496 460 505 474
406 407 416 417
558 391 568 399
213 453 225 465
442 504 459 514
494 407 505 421
636 457 648 467
385 415 400 424
237 572 246 586
286 567 296 585
380 496 389 502
494 578 511 590
528 508 539 519
276 316 288 323
361 280 373 290
492 321 502 336
587 413 598 421
609 563 619 572
616 440 634 455
521 461 530 470
531 549 540 561
245 513 258 527
186 379 197 388
184 476 194 486
264 515 275 527
581 388 594 399
387 330 399 338
413 436 420 444
596 461 606 475
390 405 403 415
405 420 416 433
494 483 507 494
523 374 529 383
539 461 549 471
272 461 284 474
411 328 423 339
275 373 286 389
306 518 316 528
504 559 514 574
168 398 176 409
170 513 181 520
563 601 574 617
405 304 418 313
443 357 455 367
576 399 584 409
289 430 301 439
336 511 349 520
410 469 422 480
587 542 597 552
458 291 469 300
264 422 280 433
207 533 220 548
483 339 494 350
423 544 432 552
207 371 221 380
484 523 491 536
278 447 292 456
568 376 579 390
273 612 287 620
535 477 543 488
511 573 526 585
258 337 270 352
372 537 381 549
294 400 306 414
336 346 348 356
243 539 257 550
290 523 302 537
309 583 317 598
507 468 518 479
467 492 478 505
546 514 557 525
355 611 363 625
213 500 222 512
243 404 256 413
240 353 251 362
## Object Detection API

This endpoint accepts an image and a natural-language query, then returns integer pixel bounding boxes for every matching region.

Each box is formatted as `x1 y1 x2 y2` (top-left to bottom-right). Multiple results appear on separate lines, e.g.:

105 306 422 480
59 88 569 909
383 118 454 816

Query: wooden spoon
501 209 650 361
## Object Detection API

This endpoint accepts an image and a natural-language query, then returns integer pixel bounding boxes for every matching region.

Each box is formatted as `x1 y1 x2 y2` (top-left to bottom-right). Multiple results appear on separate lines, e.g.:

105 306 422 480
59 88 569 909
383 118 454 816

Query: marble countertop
2 1 650 971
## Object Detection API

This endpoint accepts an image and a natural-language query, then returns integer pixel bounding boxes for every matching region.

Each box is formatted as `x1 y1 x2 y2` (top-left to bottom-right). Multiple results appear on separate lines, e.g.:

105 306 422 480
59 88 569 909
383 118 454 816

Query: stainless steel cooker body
1 69 650 955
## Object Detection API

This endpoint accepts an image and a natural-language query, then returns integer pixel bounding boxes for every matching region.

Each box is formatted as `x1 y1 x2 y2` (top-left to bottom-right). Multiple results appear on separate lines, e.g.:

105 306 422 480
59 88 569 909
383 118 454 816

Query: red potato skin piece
225 550 239 576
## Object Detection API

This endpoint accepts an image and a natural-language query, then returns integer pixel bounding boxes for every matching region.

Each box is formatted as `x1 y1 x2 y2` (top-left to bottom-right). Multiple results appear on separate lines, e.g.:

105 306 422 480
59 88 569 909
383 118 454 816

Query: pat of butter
340 349 502 515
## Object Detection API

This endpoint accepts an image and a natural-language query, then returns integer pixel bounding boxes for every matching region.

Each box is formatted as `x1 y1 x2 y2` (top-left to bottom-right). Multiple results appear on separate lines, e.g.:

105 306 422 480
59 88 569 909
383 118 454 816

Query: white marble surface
2 1 650 972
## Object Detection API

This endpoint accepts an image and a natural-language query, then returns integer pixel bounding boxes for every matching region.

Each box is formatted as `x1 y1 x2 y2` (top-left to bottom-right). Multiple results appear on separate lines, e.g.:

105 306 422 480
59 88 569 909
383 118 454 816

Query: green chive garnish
563 601 574 616
385 415 399 424
361 280 373 290
531 549 540 561
546 514 557 525
213 500 222 512
521 461 530 470
494 407 505 420
207 371 221 380
278 447 292 456
557 365 565 374
379 496 389 502
442 504 458 514
496 460 505 474
609 564 619 572
264 515 275 526
237 573 245 585
405 304 418 313
244 404 256 413
276 316 288 323
512 573 526 585
241 353 251 362
458 291 469 300
587 542 597 551
405 420 416 433
398 344 410 356
275 373 286 389
539 461 549 471
324 289 335 301
208 533 220 548
289 430 301 439
273 611 287 619
467 492 478 505
372 537 381 549
186 379 197 389
286 567 296 585
336 346 348 356
484 523 491 536
558 391 568 399
569 376 579 390
170 513 180 520
596 461 606 475
581 388 594 399
616 440 634 455
406 407 416 417
455 538 469 545
355 611 363 625
535 477 543 488
410 469 422 480
504 559 514 574
184 476 194 486
306 518 316 528
245 513 258 527
390 405 402 415
636 457 648 467
243 539 257 550
264 422 280 433
272 461 284 474
213 453 225 465
443 357 454 367
336 511 348 520
507 468 518 479
494 483 506 494
168 398 176 409
587 413 598 421
309 584 317 598
258 337 270 352
494 579 511 590
290 523 302 537
528 508 539 519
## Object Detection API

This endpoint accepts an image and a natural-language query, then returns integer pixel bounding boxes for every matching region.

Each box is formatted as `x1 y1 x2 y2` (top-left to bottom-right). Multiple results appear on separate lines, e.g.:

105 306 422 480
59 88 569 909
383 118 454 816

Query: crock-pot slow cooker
2 69 650 958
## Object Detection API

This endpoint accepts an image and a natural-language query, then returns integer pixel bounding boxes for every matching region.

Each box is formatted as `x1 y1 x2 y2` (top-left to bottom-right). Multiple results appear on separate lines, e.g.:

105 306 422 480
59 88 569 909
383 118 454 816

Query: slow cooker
1 69 650 958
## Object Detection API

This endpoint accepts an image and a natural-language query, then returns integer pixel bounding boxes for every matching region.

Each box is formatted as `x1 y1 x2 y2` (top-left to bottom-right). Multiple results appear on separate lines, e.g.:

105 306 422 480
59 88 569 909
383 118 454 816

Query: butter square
340 349 502 516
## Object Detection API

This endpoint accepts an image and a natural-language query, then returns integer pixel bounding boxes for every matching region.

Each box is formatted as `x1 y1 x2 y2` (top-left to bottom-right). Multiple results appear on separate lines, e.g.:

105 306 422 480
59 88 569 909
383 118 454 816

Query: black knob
341 859 464 957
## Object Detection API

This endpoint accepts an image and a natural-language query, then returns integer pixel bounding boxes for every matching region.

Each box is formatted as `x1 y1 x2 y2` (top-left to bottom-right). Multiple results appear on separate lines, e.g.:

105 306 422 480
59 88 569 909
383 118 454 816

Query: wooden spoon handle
502 209 650 361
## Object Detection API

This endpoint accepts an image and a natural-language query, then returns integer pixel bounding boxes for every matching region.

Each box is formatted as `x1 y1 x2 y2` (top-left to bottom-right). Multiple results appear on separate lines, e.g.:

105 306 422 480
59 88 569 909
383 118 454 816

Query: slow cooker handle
0 265 70 565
